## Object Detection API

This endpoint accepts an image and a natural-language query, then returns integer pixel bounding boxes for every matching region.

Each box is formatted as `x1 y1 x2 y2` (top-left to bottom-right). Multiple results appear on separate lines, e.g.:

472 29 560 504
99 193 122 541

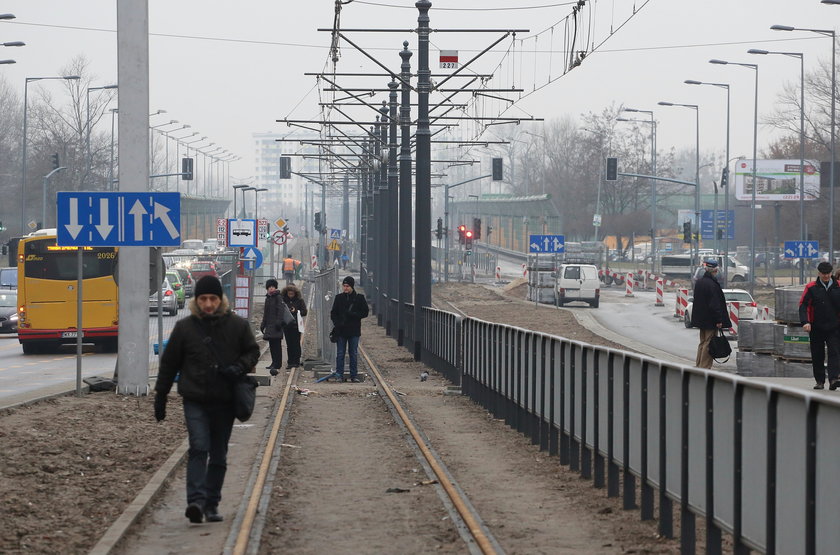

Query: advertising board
733 159 820 201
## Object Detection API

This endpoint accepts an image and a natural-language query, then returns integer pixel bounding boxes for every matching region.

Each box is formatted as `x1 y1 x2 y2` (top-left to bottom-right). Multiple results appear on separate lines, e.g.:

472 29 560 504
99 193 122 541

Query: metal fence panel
712 379 736 528
816 404 840 553
664 369 682 499
741 386 769 551
646 363 662 489
687 373 707 513
775 395 807 555
628 357 644 473
610 352 626 466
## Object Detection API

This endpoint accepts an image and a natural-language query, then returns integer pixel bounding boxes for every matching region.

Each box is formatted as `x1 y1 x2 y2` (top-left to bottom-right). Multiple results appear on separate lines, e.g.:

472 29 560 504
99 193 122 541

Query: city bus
17 230 119 354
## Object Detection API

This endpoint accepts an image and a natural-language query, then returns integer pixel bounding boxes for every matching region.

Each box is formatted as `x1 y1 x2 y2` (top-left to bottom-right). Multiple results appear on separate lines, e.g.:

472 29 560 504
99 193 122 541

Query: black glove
220 364 244 381
274 323 283 331
154 393 167 422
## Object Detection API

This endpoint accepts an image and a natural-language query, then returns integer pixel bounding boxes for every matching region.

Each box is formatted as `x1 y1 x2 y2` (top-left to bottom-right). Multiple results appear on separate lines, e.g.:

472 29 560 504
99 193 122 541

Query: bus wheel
101 339 118 353
21 342 39 355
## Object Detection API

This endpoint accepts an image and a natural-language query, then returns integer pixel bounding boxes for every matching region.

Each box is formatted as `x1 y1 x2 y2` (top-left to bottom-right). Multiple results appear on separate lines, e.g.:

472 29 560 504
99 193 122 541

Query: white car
684 288 758 328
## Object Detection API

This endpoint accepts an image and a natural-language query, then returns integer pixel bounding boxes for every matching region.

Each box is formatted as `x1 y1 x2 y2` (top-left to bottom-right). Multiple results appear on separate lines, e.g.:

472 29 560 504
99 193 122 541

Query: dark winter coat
330 289 369 338
280 285 307 330
154 297 260 404
691 271 732 330
260 289 291 339
799 279 840 331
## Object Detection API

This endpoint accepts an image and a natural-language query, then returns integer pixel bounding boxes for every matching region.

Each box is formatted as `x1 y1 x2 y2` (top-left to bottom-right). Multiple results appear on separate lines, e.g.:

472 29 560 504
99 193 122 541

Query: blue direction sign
241 246 263 271
529 234 565 253
700 209 735 240
783 240 820 259
56 192 180 247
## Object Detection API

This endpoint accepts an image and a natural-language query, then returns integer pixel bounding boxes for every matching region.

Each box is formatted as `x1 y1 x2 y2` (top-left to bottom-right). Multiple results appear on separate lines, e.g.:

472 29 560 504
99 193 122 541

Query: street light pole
772 23 836 261
659 101 700 266
621 108 657 270
749 48 806 283
232 183 248 220
711 58 759 295
20 75 80 234
86 84 118 188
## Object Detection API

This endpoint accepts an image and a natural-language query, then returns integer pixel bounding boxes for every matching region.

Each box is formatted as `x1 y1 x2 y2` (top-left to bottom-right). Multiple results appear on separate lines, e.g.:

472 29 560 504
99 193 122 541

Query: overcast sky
2 0 837 181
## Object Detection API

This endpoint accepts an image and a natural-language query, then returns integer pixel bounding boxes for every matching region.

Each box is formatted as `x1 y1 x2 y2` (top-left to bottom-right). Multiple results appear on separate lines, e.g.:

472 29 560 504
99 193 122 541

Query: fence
369 302 840 554
310 266 339 365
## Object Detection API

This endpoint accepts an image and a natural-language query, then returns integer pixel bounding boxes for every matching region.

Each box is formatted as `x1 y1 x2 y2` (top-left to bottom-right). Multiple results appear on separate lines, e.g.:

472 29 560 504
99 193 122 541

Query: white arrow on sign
243 247 258 259
95 198 113 239
542 237 550 251
154 202 179 239
65 197 84 239
530 241 540 251
808 243 819 256
785 248 795 257
129 200 147 240
552 238 564 251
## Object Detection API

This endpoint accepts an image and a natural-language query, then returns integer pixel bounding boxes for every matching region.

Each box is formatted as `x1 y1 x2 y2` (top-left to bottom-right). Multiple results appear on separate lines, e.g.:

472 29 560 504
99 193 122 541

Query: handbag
708 329 732 363
296 310 305 335
329 327 338 343
192 320 258 422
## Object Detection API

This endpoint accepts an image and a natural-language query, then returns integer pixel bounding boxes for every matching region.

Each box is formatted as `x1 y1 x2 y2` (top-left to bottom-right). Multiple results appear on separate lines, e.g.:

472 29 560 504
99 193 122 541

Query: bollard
625 272 634 297
655 278 665 306
728 301 740 336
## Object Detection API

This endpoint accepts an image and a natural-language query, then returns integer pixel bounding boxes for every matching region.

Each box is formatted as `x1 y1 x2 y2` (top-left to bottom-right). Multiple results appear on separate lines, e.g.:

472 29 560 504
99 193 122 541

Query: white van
181 239 204 252
556 263 600 308
661 254 749 283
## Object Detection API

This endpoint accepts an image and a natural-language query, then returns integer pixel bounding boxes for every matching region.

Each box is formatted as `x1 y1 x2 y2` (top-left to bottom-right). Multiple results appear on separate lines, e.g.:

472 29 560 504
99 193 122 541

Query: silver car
149 278 178 316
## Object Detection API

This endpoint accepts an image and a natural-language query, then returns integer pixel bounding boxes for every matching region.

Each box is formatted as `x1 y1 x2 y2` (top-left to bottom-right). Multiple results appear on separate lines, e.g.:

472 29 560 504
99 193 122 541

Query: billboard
733 159 820 201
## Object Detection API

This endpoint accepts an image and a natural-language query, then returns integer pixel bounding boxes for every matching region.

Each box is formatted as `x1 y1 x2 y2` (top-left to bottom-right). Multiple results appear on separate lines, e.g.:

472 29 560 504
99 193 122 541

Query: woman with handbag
260 279 292 376
280 283 307 369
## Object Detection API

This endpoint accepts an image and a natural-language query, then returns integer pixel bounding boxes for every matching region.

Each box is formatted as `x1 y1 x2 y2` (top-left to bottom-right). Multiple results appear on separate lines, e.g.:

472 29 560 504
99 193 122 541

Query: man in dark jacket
330 275 369 382
691 260 732 368
260 279 291 376
154 275 259 524
799 261 840 390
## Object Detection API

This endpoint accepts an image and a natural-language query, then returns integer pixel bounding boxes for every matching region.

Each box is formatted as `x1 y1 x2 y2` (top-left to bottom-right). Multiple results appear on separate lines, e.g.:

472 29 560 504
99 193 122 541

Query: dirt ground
0 280 684 554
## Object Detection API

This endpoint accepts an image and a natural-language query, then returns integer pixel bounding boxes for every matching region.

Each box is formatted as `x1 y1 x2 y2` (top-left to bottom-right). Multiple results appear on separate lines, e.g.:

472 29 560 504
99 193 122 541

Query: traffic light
457 224 466 244
683 221 692 243
314 211 322 232
279 156 292 179
435 217 443 240
487 225 493 236
473 217 481 240
720 167 729 188
465 229 474 249
50 153 59 170
492 158 503 181
181 157 194 180
605 157 618 181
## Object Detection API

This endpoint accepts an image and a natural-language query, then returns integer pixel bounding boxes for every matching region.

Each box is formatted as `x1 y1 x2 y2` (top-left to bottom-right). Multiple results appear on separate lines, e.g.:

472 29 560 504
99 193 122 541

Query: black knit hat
342 275 355 287
266 278 279 289
194 275 223 298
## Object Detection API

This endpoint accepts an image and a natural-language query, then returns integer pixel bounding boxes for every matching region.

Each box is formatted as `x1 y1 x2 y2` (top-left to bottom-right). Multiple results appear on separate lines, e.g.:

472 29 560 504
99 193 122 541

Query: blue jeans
336 335 360 378
183 399 235 509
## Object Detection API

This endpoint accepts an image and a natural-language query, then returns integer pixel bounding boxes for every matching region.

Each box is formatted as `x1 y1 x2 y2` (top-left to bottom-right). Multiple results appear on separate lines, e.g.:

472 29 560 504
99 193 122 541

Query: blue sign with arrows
56 192 181 247
241 247 263 271
528 234 565 253
783 240 820 259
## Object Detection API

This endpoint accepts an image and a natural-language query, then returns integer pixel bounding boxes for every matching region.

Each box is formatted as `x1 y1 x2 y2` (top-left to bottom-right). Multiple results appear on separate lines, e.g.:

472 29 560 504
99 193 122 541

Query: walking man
153 275 260 524
330 276 369 382
799 261 840 390
690 260 731 369
282 256 300 285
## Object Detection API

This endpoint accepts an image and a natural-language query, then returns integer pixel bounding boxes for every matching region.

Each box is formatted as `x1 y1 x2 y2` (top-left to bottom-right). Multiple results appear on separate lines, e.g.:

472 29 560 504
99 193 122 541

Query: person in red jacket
799 261 840 390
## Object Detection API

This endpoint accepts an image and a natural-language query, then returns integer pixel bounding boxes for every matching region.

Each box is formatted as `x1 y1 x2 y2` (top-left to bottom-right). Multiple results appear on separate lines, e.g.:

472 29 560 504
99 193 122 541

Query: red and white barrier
757 306 771 321
675 288 689 318
495 266 502 282
522 263 528 279
728 301 740 336
655 278 665 306
311 254 318 272
625 273 634 297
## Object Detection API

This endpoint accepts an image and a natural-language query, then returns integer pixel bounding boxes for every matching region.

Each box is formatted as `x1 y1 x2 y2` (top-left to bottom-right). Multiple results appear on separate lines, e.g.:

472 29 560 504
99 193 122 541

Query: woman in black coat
280 284 307 368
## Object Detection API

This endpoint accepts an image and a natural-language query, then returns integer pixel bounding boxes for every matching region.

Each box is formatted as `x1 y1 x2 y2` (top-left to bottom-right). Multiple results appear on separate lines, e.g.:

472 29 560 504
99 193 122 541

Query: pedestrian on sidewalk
282 256 300 285
260 278 291 376
690 260 731 369
799 261 840 390
280 283 307 369
330 275 369 382
153 275 260 524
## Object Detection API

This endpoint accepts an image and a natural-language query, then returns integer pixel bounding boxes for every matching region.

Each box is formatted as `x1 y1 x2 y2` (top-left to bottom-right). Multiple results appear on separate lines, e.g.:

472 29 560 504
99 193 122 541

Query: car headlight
9 314 18 321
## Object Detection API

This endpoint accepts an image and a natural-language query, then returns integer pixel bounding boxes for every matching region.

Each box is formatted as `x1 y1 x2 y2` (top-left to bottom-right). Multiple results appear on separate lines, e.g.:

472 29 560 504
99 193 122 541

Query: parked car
149 278 178 316
170 267 194 297
0 290 18 333
165 271 186 309
190 260 219 281
684 288 758 328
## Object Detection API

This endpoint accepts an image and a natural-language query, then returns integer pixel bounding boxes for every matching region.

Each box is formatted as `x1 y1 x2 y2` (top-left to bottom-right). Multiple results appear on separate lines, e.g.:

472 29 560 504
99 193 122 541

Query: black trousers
267 337 283 368
809 327 840 384
284 326 302 366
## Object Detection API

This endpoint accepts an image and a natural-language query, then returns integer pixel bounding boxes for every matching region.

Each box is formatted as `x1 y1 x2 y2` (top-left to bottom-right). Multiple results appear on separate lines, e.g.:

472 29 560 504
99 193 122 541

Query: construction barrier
495 266 501 282
625 273 634 297
522 263 527 279
675 288 689 318
655 278 665 306
311 254 319 273
728 301 740 336
757 306 771 321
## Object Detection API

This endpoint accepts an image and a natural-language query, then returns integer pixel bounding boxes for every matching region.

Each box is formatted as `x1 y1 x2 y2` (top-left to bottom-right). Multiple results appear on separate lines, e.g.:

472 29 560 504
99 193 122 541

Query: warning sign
327 239 341 251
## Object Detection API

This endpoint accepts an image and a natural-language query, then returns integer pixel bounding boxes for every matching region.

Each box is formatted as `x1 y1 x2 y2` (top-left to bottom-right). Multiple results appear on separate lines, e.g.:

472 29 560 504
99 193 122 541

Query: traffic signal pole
443 174 491 283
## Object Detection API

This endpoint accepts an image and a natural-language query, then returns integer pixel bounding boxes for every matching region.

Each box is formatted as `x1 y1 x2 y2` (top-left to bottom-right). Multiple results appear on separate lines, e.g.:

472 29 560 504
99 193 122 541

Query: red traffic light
458 224 466 232
465 230 473 238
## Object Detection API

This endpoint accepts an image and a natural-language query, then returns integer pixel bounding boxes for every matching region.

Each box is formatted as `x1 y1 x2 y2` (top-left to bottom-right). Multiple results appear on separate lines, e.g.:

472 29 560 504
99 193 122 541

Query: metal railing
310 266 338 364
361 301 840 554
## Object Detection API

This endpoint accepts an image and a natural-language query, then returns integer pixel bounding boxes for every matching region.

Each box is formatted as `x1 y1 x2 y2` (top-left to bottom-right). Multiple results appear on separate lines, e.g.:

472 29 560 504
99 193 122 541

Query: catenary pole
414 0 432 360
387 79 399 336
398 42 413 346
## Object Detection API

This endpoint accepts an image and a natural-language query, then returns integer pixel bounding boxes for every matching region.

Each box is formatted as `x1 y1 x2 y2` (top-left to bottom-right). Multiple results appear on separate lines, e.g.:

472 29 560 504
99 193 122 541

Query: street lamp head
770 24 795 31
0 14 15 20
232 184 248 190
616 117 631 121
684 79 703 85
657 101 675 106
709 59 729 65
2 41 25 47
255 187 268 192
0 59 15 65
748 49 769 55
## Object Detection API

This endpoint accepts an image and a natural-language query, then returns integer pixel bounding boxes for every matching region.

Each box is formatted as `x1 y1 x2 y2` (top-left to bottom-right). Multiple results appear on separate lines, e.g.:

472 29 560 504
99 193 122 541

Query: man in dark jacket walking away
260 279 291 376
691 260 732 369
280 283 307 369
330 276 369 382
799 261 840 390
153 275 260 524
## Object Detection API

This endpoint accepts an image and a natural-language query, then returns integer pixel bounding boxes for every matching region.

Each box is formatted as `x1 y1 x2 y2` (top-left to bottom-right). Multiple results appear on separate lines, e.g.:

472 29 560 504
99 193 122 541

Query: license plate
62 331 78 338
